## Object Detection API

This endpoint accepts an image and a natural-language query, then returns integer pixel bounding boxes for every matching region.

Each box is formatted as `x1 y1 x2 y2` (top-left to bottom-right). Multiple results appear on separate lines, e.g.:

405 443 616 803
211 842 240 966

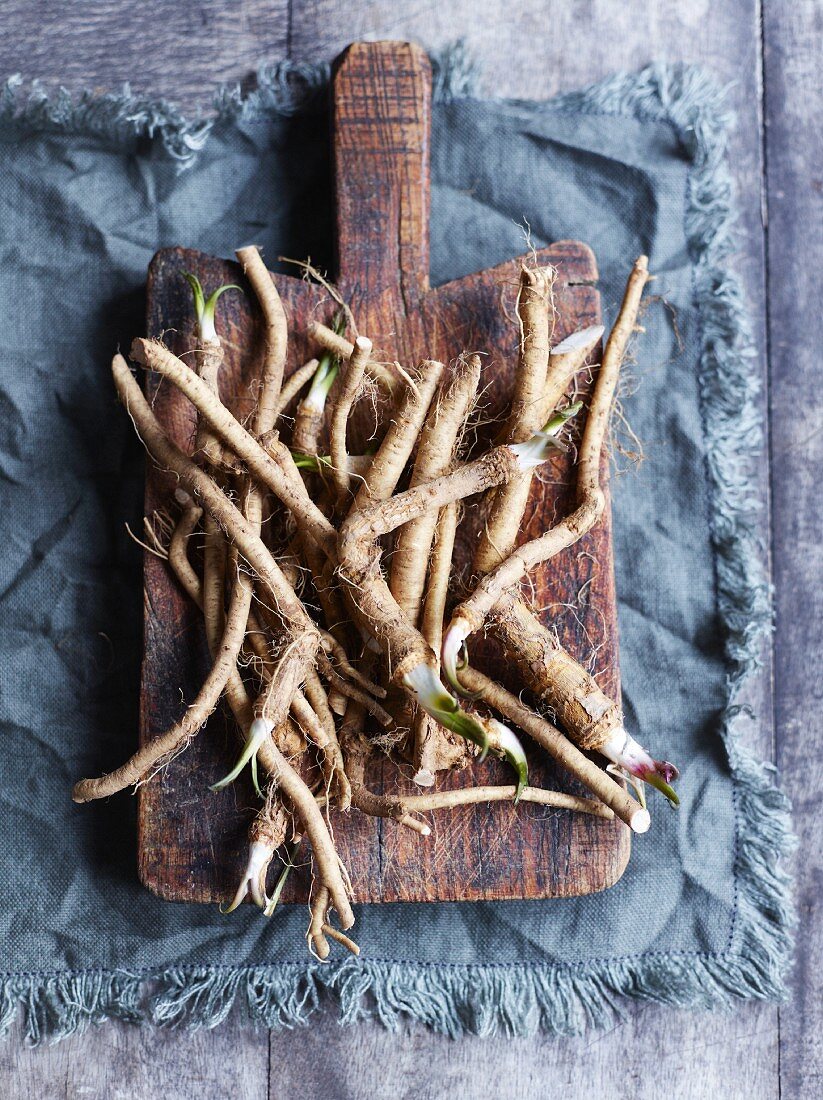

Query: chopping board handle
332 41 431 303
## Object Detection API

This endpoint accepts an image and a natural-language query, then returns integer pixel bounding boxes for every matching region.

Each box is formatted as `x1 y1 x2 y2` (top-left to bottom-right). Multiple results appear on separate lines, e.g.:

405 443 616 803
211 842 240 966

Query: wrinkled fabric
0 82 750 984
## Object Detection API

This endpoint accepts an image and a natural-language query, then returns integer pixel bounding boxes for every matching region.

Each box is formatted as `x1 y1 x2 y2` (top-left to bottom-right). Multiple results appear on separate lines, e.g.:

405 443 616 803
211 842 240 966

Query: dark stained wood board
138 40 629 905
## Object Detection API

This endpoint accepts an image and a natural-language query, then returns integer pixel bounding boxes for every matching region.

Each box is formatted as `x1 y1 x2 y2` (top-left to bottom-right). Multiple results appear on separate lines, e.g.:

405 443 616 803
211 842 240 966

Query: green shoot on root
183 272 242 342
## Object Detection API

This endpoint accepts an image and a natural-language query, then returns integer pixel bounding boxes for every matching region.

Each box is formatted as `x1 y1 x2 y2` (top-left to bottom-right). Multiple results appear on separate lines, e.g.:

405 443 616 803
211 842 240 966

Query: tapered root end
400 812 432 835
336 909 357 933
308 932 331 961
71 782 91 804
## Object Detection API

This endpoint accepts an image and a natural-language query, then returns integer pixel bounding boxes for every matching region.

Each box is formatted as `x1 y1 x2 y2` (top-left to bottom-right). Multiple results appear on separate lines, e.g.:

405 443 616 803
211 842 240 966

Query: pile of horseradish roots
73 247 677 957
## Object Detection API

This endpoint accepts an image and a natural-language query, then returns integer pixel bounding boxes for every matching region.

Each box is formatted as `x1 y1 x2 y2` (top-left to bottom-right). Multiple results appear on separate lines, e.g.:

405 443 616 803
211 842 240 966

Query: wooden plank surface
265 1002 780 1100
0 0 290 105
0 1 797 1097
762 2 823 1096
0 1000 780 1100
0 1011 268 1100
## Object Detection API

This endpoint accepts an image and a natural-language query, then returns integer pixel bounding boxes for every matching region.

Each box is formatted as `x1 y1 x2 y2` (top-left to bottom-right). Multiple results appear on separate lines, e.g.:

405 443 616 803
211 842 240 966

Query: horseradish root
473 265 555 575
387 355 481 781
184 273 241 470
292 319 343 454
235 245 288 436
307 319 398 394
457 665 651 831
413 499 465 784
440 258 676 803
390 355 481 626
329 335 374 503
448 257 651 642
80 250 679 961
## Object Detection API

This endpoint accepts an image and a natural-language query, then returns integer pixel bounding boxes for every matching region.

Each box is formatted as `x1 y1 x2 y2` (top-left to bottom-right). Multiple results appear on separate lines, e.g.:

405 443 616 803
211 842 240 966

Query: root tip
630 808 651 834
71 781 92 803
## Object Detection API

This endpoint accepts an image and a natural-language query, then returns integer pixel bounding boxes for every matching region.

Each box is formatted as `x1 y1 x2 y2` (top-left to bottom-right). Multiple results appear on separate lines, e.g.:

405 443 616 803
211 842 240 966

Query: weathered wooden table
1 3 817 1097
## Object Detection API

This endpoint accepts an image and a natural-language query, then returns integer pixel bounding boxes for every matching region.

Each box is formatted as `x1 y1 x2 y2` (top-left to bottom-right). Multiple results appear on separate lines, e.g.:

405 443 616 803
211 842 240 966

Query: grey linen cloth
0 61 793 1040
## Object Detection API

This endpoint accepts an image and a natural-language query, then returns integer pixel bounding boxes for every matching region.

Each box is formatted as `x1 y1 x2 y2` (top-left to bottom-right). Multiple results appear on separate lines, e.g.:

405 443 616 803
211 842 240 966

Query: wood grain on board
138 41 628 905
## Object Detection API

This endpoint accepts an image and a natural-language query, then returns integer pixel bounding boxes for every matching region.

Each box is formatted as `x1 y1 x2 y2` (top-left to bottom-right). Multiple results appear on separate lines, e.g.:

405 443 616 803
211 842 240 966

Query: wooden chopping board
138 40 629 904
